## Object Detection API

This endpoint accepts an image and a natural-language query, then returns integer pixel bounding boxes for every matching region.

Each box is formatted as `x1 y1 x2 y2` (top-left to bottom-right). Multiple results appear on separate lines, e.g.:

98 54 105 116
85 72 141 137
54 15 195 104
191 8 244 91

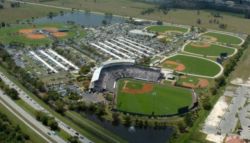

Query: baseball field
183 42 236 57
146 25 188 33
161 54 222 77
115 79 193 115
0 23 84 45
202 32 243 45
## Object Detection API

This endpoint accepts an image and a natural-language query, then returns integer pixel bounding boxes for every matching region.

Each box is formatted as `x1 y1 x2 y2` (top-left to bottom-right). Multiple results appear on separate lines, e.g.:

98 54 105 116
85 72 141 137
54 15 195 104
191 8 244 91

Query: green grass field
162 54 221 77
146 25 188 33
0 23 84 45
116 79 193 115
0 1 63 23
184 42 236 56
202 32 243 45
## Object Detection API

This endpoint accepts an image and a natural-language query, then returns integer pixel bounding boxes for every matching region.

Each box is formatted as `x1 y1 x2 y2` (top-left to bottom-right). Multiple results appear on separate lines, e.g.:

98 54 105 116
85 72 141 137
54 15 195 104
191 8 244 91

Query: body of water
34 11 126 27
87 115 172 143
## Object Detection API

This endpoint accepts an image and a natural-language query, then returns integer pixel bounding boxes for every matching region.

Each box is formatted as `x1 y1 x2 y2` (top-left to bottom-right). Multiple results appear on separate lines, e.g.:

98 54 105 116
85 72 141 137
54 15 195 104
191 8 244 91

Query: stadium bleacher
91 65 163 92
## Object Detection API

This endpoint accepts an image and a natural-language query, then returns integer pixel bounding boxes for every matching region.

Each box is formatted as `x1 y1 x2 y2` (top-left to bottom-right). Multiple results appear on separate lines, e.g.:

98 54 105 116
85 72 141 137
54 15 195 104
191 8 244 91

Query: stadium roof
129 29 156 37
90 59 135 87
101 59 135 66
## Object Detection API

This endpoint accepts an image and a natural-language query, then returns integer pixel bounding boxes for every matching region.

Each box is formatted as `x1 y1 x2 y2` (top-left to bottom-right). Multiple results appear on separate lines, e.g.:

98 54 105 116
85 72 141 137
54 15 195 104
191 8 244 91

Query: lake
87 115 173 143
34 11 126 27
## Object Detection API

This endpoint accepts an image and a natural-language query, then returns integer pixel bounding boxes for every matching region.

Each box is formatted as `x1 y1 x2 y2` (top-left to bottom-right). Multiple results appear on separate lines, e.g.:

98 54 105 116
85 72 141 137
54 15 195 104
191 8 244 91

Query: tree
196 18 202 25
124 115 132 127
177 121 187 133
184 112 194 127
68 136 80 143
1 22 5 28
0 3 4 9
102 20 107 25
156 20 163 25
112 112 120 126
6 88 19 100
215 76 226 87
48 118 58 130
202 99 212 110
219 23 227 29
54 100 65 114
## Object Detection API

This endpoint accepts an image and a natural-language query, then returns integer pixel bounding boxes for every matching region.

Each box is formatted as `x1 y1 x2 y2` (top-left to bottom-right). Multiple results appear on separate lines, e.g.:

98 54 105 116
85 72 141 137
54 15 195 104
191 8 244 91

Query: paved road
0 72 92 143
0 99 52 143
0 90 65 143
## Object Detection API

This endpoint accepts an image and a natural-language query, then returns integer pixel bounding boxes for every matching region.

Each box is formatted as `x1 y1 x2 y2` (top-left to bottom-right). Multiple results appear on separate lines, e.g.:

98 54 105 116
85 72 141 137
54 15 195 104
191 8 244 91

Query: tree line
0 111 30 142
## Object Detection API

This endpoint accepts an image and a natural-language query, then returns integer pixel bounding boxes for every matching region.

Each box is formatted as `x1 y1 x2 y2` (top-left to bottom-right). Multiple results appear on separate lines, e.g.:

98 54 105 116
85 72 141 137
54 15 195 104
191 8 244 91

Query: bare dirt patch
190 42 210 48
182 78 209 88
26 34 46 39
19 29 34 34
163 30 183 34
52 32 67 37
18 27 67 39
164 60 186 71
198 79 209 88
122 82 153 94
44 27 58 33
202 35 218 43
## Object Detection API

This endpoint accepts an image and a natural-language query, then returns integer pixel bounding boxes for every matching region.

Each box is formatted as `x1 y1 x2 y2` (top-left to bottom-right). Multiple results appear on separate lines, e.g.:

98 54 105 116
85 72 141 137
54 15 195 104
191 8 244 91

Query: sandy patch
190 42 210 48
164 60 186 71
18 27 67 39
44 27 58 33
182 78 209 88
202 35 218 43
163 30 183 34
19 29 35 34
52 32 67 37
26 34 46 39
225 135 246 143
122 82 153 94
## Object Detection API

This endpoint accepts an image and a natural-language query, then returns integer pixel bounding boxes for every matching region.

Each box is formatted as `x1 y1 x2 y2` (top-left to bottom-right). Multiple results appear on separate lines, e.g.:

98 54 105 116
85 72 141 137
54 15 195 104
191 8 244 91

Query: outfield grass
116 79 193 115
0 103 46 143
184 42 236 56
203 32 243 45
162 54 221 77
146 25 188 33
0 23 84 45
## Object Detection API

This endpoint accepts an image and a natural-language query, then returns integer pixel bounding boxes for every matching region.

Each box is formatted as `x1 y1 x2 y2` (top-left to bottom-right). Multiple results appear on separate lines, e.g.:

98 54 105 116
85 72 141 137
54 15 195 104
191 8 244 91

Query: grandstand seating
91 65 163 92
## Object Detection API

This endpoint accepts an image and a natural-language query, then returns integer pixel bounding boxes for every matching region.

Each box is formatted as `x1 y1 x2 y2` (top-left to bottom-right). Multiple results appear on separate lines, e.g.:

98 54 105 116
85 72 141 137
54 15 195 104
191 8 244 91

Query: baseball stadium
90 60 198 116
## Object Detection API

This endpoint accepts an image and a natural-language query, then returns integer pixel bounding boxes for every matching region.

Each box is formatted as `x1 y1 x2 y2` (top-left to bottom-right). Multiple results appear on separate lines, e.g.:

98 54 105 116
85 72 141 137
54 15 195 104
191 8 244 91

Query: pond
34 11 126 27
87 115 173 143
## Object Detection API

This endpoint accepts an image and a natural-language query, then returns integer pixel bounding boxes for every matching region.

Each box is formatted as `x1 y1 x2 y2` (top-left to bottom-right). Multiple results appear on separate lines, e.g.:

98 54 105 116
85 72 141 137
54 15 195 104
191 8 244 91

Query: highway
0 90 65 143
0 72 92 143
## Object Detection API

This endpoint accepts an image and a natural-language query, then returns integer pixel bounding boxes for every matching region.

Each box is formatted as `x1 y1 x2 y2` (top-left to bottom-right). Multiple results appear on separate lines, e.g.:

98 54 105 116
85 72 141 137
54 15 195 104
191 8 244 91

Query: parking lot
202 85 250 143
